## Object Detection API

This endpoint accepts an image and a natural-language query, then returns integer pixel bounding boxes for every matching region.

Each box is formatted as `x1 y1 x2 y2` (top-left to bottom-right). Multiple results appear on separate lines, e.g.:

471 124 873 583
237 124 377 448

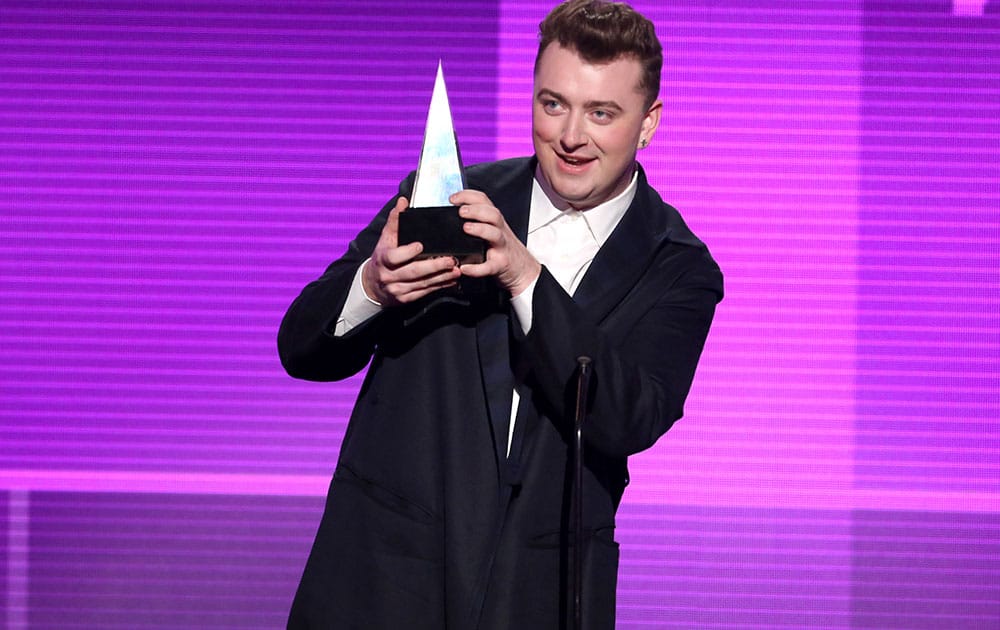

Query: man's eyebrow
535 89 623 112
536 88 564 102
584 99 623 112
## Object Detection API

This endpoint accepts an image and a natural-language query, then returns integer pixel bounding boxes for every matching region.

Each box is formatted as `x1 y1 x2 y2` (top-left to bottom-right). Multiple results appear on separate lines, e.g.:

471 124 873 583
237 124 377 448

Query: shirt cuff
333 259 383 337
510 275 539 334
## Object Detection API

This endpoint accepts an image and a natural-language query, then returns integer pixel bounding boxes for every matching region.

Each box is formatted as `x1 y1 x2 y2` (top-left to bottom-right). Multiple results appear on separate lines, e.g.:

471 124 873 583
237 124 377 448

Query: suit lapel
473 160 534 474
572 167 674 323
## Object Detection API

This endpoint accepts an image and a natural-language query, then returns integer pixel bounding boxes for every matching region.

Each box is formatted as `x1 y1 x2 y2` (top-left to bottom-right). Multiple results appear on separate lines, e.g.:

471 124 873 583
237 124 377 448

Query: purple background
2 1 999 627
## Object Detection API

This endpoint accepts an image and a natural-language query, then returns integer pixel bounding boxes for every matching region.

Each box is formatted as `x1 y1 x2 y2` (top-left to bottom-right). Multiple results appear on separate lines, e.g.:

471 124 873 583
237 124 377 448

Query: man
279 1 723 628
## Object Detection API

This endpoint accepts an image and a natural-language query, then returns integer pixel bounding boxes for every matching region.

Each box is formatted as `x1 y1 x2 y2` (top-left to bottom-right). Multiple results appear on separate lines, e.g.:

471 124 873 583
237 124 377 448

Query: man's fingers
399 267 461 291
449 189 489 208
458 259 497 278
457 202 502 227
377 254 458 285
394 281 459 303
381 241 424 268
397 253 456 277
462 219 504 247
381 264 461 303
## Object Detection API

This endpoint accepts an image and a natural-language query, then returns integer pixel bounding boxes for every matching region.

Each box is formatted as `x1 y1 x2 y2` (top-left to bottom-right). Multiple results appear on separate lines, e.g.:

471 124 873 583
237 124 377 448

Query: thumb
383 196 409 244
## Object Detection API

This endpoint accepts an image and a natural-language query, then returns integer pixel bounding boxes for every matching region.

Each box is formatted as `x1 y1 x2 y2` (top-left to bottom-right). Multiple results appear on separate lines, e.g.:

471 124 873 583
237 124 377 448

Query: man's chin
552 178 598 202
551 186 589 207
546 175 585 198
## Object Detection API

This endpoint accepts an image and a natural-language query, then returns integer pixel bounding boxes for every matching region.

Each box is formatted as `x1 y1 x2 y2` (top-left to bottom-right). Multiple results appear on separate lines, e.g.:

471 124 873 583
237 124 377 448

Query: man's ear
638 99 662 149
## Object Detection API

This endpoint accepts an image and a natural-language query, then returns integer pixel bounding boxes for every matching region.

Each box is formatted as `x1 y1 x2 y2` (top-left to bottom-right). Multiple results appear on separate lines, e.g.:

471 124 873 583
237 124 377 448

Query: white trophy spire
411 61 465 208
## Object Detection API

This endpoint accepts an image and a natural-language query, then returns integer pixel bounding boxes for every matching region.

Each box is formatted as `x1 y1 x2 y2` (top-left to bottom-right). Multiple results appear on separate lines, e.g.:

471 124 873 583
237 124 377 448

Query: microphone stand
572 356 592 630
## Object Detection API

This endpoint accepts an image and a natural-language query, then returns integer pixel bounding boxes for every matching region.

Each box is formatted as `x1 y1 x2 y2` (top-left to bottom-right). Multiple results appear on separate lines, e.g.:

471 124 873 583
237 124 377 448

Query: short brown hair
536 0 662 108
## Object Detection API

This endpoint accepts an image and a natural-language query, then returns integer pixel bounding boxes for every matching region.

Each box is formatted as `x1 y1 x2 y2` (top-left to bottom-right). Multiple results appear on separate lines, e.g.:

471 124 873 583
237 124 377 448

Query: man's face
532 43 661 211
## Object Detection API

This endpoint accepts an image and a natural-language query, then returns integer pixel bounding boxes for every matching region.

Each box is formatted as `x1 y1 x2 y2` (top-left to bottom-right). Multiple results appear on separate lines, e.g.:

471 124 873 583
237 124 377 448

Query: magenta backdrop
2 1 999 628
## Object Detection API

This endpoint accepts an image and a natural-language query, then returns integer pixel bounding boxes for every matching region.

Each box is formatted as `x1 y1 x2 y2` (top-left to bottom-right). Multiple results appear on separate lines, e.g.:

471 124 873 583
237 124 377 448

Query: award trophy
397 62 486 264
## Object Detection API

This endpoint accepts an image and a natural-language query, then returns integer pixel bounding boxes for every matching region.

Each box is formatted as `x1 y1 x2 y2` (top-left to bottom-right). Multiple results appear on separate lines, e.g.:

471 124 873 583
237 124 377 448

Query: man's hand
451 190 541 297
361 197 462 306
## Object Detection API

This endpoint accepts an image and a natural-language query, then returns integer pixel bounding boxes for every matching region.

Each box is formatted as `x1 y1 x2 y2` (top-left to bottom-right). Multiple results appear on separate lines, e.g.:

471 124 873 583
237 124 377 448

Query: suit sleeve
277 180 411 382
511 245 722 459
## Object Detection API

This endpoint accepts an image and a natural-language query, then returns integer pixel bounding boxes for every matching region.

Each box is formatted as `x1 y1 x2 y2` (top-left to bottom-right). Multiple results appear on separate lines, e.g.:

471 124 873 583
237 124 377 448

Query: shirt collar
528 164 638 247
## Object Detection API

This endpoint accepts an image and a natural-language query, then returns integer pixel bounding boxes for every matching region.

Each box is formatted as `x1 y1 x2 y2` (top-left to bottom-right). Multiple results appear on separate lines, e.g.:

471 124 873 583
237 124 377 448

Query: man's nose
560 115 588 151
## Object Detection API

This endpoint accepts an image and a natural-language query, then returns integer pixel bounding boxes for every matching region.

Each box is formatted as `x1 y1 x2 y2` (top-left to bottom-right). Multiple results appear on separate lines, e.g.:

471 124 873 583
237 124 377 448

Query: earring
640 138 648 147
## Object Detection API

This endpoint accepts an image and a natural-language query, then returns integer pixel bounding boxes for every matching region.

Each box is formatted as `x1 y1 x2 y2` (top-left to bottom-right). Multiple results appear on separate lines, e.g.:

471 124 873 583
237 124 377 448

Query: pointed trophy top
411 61 466 208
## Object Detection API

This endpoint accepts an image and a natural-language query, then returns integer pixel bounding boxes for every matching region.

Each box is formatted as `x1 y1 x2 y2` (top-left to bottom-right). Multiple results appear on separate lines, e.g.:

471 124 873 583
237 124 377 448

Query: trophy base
398 206 486 265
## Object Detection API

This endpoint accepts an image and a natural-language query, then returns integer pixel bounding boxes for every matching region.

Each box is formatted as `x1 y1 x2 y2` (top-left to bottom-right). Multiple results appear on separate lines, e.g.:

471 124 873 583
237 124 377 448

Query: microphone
572 356 592 630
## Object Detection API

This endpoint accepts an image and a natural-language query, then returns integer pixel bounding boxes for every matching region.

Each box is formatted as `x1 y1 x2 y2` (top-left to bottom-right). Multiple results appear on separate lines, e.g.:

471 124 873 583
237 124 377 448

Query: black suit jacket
278 157 723 630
